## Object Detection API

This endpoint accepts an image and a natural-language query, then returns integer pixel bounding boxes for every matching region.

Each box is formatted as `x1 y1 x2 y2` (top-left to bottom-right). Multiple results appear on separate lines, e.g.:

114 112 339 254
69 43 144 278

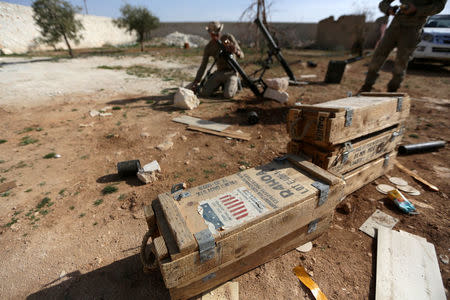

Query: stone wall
0 2 136 53
150 22 318 48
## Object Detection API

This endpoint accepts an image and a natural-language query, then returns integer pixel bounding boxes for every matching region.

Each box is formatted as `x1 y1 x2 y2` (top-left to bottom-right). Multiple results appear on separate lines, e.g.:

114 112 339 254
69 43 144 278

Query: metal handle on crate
140 226 158 272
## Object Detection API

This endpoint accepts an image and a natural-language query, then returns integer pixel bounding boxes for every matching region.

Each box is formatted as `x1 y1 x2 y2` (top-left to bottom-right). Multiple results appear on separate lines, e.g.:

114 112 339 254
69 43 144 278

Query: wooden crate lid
299 94 407 113
155 156 342 259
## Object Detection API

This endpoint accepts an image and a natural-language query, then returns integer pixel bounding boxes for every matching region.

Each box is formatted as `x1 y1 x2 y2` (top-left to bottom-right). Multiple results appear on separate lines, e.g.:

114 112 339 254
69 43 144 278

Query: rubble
153 31 208 48
263 77 289 92
173 87 200 110
263 88 289 104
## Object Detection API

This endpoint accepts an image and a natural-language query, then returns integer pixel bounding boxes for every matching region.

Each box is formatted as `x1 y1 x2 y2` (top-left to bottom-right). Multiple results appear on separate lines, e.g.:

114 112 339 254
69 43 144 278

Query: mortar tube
398 141 446 155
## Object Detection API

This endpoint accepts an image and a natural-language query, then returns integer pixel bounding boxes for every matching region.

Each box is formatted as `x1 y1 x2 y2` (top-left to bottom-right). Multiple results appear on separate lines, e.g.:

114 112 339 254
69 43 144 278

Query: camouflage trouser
362 21 422 92
200 70 239 99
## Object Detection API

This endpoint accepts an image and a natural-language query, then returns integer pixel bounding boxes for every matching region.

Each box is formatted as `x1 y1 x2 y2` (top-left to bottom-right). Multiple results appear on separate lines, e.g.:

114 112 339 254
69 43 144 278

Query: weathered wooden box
142 155 344 299
287 93 410 149
287 124 404 175
343 151 397 195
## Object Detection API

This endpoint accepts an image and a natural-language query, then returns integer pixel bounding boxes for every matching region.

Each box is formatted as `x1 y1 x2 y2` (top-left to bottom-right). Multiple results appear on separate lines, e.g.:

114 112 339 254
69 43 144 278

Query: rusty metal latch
383 154 390 167
194 229 216 263
345 108 353 127
342 142 353 163
397 97 403 112
308 219 320 233
312 181 330 206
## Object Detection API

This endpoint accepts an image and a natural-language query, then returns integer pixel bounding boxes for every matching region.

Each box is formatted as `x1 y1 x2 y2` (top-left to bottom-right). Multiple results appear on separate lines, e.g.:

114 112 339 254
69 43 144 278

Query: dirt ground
0 46 449 300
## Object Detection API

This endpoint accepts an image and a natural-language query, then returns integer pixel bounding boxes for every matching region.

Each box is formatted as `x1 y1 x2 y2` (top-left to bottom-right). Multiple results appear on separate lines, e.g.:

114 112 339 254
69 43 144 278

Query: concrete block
263 77 289 92
174 87 200 110
264 88 290 104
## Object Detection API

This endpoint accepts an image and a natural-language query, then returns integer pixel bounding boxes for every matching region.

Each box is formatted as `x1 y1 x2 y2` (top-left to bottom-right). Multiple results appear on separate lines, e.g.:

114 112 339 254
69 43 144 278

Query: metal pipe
398 141 446 155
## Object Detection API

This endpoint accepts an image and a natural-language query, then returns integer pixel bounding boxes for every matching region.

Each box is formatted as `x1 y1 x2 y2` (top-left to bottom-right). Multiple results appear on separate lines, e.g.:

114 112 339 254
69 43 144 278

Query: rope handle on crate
140 226 158 272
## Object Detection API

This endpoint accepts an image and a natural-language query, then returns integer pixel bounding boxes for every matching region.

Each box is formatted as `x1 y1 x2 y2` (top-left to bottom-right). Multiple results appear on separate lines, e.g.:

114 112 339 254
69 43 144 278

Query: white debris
140 132 150 138
143 160 160 172
54 154 61 158
264 88 289 104
90 110 100 117
174 87 200 110
296 241 313 253
155 31 208 48
156 140 173 151
99 112 112 117
263 77 289 91
137 170 158 184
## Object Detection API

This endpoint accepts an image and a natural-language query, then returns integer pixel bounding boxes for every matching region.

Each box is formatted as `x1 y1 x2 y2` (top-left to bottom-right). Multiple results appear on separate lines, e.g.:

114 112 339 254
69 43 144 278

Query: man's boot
387 75 402 92
358 71 378 94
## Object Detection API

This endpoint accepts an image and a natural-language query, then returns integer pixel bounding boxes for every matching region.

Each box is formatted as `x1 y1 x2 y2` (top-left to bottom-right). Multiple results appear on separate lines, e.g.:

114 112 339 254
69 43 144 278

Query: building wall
0 2 136 53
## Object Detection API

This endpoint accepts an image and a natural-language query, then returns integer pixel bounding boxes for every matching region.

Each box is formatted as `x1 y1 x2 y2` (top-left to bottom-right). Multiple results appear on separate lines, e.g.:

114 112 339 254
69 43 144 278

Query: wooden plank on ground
376 227 446 300
158 193 197 256
187 125 251 141
395 162 439 192
286 154 342 185
172 116 230 132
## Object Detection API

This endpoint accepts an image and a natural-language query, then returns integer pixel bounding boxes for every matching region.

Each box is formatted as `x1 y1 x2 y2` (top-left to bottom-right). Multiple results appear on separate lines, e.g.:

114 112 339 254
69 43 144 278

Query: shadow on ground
27 254 169 300
97 173 144 187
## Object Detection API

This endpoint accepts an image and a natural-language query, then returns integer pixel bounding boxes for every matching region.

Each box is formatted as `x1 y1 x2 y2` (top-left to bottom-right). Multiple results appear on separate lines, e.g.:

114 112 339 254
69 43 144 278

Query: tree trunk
140 41 144 52
62 33 74 58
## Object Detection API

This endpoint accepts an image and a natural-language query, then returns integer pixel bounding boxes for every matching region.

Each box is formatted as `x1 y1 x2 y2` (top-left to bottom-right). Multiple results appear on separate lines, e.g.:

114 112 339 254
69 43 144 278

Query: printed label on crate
198 187 268 232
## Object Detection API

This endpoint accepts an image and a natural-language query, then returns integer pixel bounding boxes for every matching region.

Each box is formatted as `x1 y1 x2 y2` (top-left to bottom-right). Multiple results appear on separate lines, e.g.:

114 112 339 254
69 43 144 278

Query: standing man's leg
200 71 225 97
360 24 399 92
223 72 239 99
387 25 422 92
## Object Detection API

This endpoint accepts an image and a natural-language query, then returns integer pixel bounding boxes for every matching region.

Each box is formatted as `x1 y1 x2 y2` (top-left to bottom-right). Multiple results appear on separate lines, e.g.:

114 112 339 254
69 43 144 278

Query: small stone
334 224 343 230
90 110 100 117
350 228 356 233
263 88 289 104
60 270 67 278
184 161 190 165
137 171 158 184
140 132 150 138
156 141 173 151
336 217 343 221
296 241 313 253
192 147 200 153
368 252 372 257
180 135 187 141
54 154 61 158
239 165 246 171
439 254 449 265
173 87 200 110
99 113 112 117
263 77 289 91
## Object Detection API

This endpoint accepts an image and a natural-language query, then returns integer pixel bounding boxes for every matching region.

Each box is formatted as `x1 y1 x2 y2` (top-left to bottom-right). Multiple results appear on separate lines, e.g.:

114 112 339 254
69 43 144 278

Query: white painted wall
0 2 136 53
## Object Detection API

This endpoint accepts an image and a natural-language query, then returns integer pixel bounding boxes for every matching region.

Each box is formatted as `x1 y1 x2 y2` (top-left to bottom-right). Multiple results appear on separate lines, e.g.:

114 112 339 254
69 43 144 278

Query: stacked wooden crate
142 156 344 299
286 92 410 195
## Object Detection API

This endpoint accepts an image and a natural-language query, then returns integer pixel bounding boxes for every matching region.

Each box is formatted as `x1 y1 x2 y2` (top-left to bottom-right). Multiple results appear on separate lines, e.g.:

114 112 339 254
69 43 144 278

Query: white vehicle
412 14 450 63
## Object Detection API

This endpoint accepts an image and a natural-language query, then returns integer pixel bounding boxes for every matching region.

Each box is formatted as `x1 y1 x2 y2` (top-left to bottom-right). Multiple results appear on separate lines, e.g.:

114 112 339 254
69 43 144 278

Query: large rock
263 77 289 92
264 88 289 104
173 87 200 110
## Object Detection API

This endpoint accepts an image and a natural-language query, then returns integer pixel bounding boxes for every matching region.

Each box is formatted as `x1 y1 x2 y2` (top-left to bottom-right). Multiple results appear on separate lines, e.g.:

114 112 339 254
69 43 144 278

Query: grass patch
105 133 115 139
39 182 46 186
97 65 123 70
102 185 118 195
1 191 10 197
20 136 38 146
69 206 75 210
4 217 18 228
25 188 32 193
409 133 419 139
250 144 255 148
36 197 51 209
79 213 86 218
207 156 213 160
118 194 126 201
161 87 178 95
72 108 78 112
112 106 121 110
116 121 121 126
0 160 5 164
59 189 66 195
220 163 227 168
19 127 34 134
188 177 196 183
0 139 7 144
43 152 57 159
35 127 43 132
125 65 159 78
146 100 154 104
238 160 250 167
0 177 6 183
93 222 98 226
94 199 103 206
80 155 89 160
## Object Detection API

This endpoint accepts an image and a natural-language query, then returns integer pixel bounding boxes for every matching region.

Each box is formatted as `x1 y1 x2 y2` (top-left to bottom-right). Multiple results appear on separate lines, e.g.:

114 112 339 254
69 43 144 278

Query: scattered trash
409 199 434 210
117 160 141 178
143 161 160 173
307 61 317 68
398 141 446 155
247 111 259 125
192 147 200 153
239 165 246 171
201 281 239 300
359 209 399 238
79 122 94 127
293 265 328 300
90 110 100 117
173 87 200 110
376 184 395 194
137 170 158 184
376 228 446 300
439 254 449 265
171 182 186 194
300 74 317 79
140 132 150 138
387 190 417 214
296 241 313 253
0 180 16 194
395 162 439 192
152 31 208 48
388 177 408 186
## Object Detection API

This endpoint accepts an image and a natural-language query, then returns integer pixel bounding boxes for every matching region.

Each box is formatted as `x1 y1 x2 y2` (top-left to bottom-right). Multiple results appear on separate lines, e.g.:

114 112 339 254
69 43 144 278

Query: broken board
143 155 344 298
286 93 410 149
288 124 404 175
376 227 446 300
172 116 230 132
343 151 396 196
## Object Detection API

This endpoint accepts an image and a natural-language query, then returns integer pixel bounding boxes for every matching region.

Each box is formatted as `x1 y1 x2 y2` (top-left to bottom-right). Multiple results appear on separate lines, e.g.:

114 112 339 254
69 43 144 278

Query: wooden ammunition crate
287 93 410 149
142 155 344 299
343 151 397 195
287 124 404 175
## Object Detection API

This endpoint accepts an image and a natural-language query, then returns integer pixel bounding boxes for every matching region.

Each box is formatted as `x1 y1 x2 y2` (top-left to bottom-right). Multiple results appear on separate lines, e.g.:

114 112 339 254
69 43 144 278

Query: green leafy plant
20 136 38 146
0 139 7 144
102 185 118 195
93 199 103 206
43 152 57 159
